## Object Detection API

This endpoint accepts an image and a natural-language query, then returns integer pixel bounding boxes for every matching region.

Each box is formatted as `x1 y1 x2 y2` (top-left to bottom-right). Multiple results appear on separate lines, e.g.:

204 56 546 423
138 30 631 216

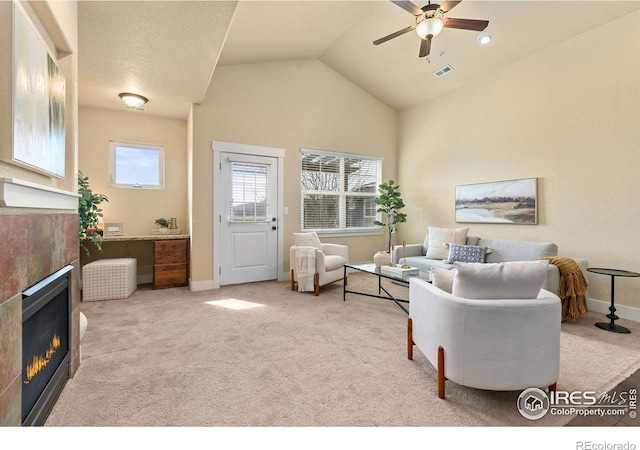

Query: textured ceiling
78 1 238 119
78 1 640 119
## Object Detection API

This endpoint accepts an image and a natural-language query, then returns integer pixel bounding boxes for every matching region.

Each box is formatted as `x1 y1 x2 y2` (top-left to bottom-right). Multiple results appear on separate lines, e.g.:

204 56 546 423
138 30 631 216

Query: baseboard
587 297 640 323
189 279 215 292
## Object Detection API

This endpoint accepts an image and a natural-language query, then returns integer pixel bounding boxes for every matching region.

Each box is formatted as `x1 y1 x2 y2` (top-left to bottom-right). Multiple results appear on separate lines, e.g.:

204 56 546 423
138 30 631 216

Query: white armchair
290 232 348 296
408 275 561 399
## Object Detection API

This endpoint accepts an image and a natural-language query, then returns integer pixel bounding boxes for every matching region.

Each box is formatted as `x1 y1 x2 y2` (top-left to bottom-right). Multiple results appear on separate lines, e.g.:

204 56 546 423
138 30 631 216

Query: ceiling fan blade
390 1 423 16
443 18 489 31
373 25 416 45
439 1 462 13
419 36 432 58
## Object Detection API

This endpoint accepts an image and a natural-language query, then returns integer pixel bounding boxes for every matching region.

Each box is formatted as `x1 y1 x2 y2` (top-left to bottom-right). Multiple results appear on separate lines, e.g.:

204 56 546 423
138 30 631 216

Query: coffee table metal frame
343 262 430 314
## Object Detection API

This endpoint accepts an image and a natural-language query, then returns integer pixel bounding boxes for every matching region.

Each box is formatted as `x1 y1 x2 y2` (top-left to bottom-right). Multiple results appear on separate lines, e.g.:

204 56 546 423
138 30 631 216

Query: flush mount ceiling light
476 31 494 44
119 92 148 109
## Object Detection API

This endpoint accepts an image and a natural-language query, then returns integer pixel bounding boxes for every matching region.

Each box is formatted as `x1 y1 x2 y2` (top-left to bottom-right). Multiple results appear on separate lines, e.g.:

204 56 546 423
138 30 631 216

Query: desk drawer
154 263 188 288
153 238 189 289
154 239 188 264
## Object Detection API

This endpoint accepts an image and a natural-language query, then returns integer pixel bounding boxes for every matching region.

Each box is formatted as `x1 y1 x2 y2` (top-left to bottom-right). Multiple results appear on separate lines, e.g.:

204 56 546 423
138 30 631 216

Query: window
229 162 269 222
301 149 382 234
109 141 164 189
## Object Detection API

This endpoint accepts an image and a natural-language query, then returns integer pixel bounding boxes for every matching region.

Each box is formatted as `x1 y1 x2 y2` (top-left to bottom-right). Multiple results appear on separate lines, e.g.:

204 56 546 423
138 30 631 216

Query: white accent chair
290 232 348 296
408 276 561 399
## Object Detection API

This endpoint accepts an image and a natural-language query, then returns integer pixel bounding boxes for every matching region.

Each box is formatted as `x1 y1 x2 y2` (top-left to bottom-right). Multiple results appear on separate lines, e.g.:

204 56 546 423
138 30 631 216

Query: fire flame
24 333 61 384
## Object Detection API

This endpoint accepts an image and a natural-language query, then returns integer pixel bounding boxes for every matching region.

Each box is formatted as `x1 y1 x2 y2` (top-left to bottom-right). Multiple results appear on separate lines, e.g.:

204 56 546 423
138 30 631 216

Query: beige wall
397 11 640 310
191 59 398 284
78 106 188 278
79 106 189 235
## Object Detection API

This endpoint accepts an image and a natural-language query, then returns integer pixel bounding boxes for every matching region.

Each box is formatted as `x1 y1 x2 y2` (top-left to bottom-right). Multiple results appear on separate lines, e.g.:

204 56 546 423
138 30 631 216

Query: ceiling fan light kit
374 0 489 58
416 17 444 39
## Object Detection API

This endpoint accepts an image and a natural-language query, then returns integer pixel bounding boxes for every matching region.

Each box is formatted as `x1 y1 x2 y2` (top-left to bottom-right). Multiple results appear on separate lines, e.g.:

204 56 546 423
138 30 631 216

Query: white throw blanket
294 246 317 292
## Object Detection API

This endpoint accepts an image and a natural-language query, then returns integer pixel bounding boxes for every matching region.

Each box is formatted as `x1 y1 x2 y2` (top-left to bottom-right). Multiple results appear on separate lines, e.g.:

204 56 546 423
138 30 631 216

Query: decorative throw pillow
432 267 456 294
451 260 549 300
445 243 490 264
425 227 469 260
292 232 323 251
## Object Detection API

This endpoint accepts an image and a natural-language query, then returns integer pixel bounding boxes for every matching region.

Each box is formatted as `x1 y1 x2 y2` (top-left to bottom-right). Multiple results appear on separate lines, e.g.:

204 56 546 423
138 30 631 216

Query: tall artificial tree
374 180 407 255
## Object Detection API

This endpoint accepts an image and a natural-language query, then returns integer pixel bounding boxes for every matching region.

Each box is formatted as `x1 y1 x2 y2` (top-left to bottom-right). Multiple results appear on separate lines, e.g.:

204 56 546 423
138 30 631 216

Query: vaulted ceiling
78 1 640 119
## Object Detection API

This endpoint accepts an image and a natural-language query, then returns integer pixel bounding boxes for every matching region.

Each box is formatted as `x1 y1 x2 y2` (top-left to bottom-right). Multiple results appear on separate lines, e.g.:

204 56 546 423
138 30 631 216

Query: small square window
109 141 164 189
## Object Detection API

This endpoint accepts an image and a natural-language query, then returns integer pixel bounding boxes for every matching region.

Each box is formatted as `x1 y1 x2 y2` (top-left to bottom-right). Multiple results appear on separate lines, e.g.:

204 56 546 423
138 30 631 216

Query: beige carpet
45 274 640 427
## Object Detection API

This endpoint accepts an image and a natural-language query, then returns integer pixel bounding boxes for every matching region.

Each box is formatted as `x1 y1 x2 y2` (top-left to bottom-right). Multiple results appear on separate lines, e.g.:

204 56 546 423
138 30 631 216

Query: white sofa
408 276 561 398
392 235 588 296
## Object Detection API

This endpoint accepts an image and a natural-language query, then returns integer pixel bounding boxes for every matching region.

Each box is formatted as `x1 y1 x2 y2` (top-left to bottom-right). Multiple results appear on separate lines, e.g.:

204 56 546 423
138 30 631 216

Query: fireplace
21 265 73 426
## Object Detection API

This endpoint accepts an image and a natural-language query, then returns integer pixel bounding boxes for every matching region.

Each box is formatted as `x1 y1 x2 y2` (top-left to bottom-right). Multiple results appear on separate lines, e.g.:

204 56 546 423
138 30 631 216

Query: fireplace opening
22 265 73 426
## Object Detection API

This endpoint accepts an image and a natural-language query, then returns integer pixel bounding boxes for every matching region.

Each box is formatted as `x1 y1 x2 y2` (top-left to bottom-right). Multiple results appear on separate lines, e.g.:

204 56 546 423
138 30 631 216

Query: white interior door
219 152 278 285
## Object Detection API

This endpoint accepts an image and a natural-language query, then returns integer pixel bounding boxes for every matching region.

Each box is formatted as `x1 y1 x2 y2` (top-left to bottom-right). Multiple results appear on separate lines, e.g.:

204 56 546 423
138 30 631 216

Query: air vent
433 64 454 78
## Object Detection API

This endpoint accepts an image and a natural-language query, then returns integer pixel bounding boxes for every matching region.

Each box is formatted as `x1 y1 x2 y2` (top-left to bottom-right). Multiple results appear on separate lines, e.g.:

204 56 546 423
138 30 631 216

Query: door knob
272 226 277 231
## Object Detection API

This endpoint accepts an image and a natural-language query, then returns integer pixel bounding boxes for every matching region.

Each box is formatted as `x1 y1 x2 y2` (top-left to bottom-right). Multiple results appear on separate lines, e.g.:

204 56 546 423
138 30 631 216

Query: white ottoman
82 258 137 302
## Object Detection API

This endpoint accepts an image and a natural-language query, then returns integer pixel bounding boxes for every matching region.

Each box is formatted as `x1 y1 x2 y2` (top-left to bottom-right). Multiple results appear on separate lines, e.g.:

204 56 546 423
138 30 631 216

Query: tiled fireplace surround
0 213 81 426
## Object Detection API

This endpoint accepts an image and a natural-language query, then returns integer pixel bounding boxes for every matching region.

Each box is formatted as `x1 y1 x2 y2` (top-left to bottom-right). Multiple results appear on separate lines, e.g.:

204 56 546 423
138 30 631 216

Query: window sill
309 229 383 238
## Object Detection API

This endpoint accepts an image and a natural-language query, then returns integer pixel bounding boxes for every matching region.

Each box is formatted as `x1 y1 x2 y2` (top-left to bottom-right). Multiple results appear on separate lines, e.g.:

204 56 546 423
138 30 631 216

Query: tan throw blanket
294 246 317 292
542 256 588 322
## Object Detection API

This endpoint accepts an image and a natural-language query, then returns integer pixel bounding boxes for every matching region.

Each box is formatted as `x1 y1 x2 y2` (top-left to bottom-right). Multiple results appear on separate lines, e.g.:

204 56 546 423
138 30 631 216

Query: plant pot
373 251 391 269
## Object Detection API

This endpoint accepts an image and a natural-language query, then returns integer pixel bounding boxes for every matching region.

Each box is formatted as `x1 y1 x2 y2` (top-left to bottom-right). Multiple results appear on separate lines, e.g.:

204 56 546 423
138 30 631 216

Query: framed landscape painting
455 178 538 224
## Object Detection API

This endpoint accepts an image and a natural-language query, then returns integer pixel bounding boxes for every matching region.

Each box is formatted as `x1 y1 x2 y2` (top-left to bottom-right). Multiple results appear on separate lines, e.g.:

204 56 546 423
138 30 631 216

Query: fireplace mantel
0 177 79 210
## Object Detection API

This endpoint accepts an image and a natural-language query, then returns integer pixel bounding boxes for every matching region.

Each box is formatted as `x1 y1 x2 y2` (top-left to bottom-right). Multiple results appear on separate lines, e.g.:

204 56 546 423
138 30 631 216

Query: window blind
300 149 382 234
229 162 269 222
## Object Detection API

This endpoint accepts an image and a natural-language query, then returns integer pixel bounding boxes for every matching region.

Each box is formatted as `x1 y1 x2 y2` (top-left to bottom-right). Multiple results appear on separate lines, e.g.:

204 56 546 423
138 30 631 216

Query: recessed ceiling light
477 32 494 45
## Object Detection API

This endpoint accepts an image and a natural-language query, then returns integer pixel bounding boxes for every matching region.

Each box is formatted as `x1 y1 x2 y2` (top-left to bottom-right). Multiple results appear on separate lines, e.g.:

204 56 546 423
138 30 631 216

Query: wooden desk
103 234 190 289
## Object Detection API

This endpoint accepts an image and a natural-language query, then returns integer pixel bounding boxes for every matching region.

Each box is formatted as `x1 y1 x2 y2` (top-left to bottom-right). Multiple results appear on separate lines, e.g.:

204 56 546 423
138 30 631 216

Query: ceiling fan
373 0 489 58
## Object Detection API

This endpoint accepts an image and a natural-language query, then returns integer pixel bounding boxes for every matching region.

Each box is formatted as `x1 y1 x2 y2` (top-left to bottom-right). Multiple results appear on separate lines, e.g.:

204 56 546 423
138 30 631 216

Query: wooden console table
103 234 190 289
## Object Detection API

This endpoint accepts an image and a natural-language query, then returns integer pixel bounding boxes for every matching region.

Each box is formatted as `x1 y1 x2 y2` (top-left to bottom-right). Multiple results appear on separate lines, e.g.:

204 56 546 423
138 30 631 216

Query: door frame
212 141 285 289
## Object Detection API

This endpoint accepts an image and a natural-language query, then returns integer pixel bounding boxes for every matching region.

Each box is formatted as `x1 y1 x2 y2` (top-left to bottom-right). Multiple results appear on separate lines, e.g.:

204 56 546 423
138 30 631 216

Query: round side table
587 267 640 334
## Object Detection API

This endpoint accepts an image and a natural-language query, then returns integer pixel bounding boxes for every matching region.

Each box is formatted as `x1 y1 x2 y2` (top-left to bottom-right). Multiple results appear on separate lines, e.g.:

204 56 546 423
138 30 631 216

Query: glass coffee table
343 262 432 314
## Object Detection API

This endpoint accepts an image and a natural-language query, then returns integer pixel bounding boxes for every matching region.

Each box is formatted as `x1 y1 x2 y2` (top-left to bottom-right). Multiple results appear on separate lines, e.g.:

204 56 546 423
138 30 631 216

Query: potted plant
374 179 407 267
155 218 171 229
78 170 108 256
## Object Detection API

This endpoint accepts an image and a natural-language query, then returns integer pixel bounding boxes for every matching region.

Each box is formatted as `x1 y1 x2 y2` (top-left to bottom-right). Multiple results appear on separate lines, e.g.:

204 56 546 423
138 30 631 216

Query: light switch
284 207 289 215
